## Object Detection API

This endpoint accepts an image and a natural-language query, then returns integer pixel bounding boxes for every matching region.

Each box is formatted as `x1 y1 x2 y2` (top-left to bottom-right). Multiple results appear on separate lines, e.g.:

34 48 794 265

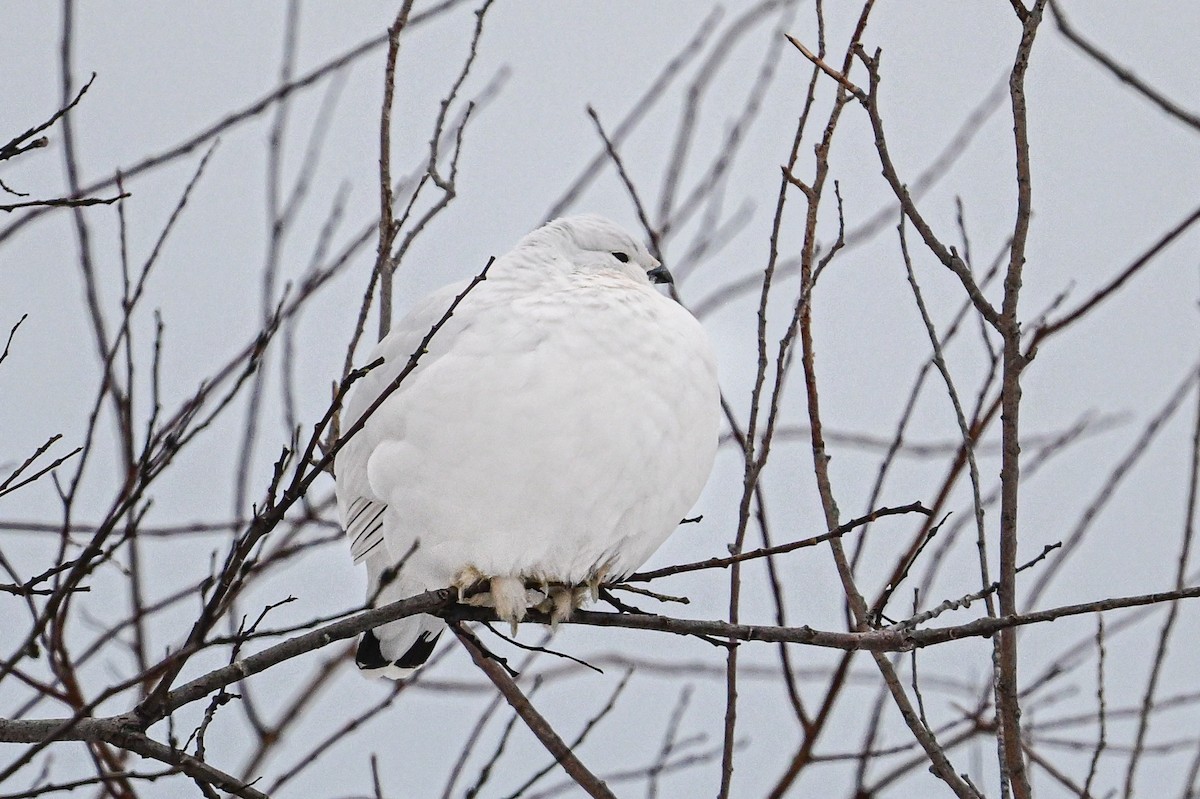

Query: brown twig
0 72 95 162
0 0 473 246
624 502 930 583
1124 369 1200 795
784 34 866 100
1031 200 1200 346
1048 0 1200 132
543 6 725 220
374 1 414 340
855 47 1002 331
451 623 618 799
584 105 663 260
0 193 129 213
563 583 1200 650
1082 617 1107 798
991 5 1049 797
501 669 633 798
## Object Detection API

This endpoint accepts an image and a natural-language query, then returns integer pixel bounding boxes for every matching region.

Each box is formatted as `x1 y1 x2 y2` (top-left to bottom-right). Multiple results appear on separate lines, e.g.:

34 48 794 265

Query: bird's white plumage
335 215 720 678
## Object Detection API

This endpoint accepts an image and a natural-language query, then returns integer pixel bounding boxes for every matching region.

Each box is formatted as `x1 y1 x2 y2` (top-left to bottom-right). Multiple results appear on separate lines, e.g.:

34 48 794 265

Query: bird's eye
612 252 630 263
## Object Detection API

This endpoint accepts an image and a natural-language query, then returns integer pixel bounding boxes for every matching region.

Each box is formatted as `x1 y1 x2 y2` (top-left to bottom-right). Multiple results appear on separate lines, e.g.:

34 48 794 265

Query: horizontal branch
0 720 267 798
0 193 129 213
569 584 1200 650
0 589 454 792
448 584 1200 653
147 588 455 723
7 583 1200 748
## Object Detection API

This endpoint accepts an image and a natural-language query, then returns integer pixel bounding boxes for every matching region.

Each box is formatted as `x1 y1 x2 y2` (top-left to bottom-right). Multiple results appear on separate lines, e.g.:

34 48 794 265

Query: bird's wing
334 280 482 676
335 279 475 565
342 495 388 563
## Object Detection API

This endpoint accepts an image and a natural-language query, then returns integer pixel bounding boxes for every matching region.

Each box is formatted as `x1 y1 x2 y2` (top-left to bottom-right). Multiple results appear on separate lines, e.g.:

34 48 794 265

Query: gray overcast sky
3 2 1200 796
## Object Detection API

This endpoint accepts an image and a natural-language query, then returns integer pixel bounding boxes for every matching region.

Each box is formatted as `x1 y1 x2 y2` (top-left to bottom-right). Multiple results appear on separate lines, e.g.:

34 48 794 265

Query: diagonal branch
1049 0 1200 132
0 72 95 162
450 623 618 799
625 502 930 582
0 0 472 246
853 46 1002 330
1032 200 1200 344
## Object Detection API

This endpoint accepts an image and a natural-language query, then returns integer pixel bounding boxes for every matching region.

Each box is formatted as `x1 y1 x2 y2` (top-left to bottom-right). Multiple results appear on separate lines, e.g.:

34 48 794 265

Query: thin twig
625 502 930 583
1048 0 1200 132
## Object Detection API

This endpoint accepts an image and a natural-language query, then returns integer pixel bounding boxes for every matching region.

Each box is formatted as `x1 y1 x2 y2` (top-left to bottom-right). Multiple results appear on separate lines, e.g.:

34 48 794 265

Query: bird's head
514 214 672 286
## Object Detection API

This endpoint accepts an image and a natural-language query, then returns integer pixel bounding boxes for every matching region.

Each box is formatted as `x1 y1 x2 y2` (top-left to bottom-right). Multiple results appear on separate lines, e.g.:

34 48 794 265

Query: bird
334 215 720 679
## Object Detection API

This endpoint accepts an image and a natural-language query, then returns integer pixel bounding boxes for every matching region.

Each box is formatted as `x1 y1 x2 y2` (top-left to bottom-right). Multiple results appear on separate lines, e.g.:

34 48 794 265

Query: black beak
647 265 674 285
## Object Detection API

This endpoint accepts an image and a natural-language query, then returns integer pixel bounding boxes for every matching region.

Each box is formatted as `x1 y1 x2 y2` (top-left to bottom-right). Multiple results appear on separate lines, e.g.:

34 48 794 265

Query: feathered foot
544 584 591 628
489 576 530 637
454 566 487 599
585 563 612 603
455 568 543 637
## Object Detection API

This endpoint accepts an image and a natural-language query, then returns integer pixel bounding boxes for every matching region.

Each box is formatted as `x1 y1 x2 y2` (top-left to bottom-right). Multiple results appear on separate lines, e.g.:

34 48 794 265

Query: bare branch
1049 0 1200 132
451 623 618 799
0 72 95 163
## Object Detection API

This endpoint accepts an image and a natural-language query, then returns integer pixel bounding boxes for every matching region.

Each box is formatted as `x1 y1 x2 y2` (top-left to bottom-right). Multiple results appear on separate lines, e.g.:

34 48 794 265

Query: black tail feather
356 629 442 672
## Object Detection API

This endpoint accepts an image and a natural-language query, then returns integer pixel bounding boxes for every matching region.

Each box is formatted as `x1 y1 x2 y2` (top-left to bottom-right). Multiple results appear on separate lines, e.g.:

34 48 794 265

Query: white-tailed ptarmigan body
334 215 720 678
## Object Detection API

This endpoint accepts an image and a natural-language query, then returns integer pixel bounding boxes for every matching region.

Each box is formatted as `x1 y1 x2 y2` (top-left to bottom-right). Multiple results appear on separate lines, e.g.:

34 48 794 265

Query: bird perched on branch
335 215 720 679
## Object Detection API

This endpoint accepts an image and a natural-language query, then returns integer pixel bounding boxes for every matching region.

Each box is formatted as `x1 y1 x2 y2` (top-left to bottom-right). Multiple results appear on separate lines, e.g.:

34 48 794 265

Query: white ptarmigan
335 215 720 678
